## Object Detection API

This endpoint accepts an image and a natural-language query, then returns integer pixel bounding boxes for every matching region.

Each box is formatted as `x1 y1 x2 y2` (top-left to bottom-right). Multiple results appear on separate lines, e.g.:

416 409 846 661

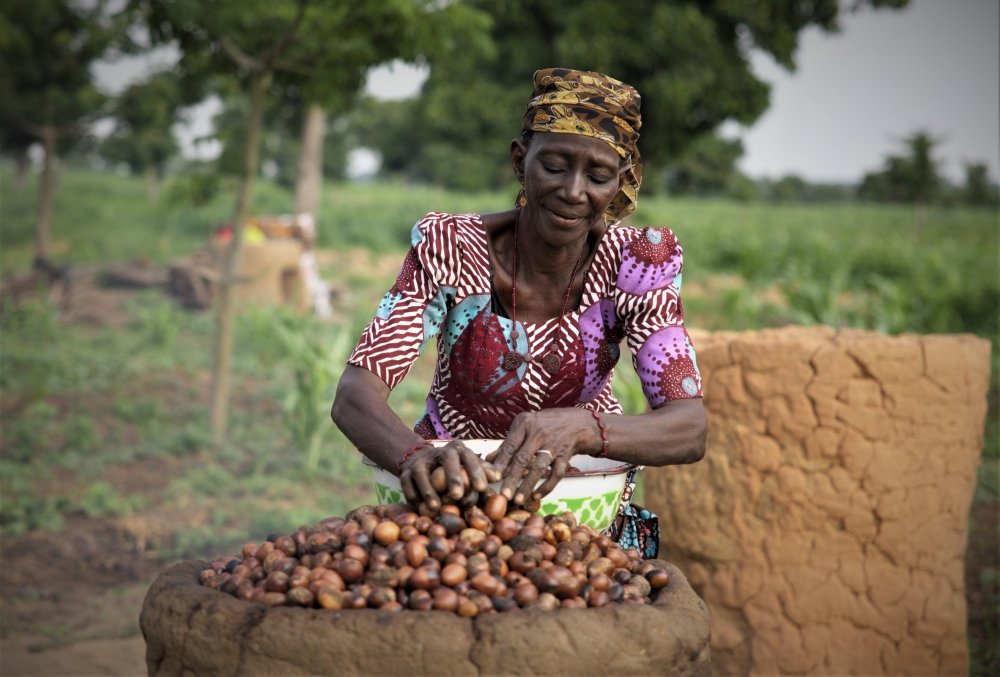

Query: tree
770 174 809 203
0 111 36 187
962 162 999 208
136 0 491 442
858 129 943 231
665 133 744 196
901 130 941 209
357 0 909 194
99 70 184 199
0 0 119 264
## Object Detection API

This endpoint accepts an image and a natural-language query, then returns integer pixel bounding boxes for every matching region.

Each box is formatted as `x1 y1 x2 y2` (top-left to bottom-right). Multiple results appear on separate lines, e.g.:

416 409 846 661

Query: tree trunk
145 165 161 201
34 127 58 263
209 72 270 443
14 146 30 188
294 103 327 220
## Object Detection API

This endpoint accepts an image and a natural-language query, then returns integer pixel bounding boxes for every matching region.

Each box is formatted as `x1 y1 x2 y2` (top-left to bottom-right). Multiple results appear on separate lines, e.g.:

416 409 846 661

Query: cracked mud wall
644 326 992 676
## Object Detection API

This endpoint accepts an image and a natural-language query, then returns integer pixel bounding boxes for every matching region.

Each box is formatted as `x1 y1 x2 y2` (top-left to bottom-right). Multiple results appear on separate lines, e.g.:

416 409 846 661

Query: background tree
137 0 314 443
0 112 37 187
770 174 810 203
900 130 942 225
858 129 943 230
99 70 184 199
356 0 909 195
961 162 999 208
0 0 119 264
665 133 745 197
209 86 354 195
136 0 491 442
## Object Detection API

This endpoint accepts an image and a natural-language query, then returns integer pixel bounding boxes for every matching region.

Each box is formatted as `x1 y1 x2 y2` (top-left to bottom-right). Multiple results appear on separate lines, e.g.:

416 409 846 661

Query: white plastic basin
362 439 633 533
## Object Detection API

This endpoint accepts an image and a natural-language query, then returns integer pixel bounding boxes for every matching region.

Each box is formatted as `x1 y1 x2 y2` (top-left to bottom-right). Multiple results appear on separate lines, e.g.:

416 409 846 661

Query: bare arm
330 364 418 475
331 364 493 509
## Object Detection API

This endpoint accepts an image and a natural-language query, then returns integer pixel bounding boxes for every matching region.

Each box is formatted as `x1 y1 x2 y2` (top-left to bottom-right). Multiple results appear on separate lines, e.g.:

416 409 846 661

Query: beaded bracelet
398 439 433 473
590 409 609 457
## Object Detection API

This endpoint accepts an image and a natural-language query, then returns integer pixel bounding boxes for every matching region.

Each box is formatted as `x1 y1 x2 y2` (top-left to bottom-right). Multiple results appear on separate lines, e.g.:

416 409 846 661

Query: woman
332 68 706 558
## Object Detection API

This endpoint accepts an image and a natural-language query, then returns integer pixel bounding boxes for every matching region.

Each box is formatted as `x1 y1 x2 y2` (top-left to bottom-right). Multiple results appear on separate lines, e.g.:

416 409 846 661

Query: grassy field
1 166 997 673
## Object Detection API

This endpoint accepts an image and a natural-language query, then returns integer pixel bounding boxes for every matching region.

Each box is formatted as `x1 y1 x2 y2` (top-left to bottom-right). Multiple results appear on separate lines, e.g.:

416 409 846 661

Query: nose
559 170 587 204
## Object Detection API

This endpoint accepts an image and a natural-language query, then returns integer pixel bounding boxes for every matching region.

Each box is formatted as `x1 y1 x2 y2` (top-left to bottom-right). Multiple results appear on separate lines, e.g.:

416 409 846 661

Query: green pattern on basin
374 481 623 531
375 483 405 505
538 488 623 531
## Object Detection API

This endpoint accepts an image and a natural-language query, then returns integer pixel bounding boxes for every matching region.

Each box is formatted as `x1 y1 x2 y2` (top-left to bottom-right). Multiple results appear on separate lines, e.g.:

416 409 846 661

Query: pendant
501 350 525 371
541 352 562 375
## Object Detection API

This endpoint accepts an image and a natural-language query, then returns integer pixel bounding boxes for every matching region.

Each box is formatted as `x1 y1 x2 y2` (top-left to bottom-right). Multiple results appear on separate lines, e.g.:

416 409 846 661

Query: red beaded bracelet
398 440 433 473
590 409 609 457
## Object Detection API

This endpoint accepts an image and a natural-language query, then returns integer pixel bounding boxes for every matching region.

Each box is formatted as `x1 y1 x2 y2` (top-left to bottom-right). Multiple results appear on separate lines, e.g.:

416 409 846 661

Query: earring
516 180 527 207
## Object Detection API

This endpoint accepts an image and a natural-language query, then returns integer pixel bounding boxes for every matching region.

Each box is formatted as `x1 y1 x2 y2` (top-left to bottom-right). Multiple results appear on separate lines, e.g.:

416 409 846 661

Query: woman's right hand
399 440 500 512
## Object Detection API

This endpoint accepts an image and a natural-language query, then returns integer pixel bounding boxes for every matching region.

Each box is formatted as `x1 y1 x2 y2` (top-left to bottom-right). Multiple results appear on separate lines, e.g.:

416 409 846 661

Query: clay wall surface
644 326 991 675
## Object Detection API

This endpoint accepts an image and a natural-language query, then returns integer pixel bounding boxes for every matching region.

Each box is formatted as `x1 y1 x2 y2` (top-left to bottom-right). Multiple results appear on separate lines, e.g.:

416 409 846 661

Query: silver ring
533 450 553 466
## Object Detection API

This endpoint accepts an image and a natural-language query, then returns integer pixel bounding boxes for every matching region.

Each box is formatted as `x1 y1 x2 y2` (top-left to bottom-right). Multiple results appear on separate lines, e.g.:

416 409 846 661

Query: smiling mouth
549 209 588 222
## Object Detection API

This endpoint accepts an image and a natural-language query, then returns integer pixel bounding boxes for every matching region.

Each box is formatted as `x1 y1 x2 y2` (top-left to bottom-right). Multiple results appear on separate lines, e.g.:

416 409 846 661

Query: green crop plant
274 319 351 474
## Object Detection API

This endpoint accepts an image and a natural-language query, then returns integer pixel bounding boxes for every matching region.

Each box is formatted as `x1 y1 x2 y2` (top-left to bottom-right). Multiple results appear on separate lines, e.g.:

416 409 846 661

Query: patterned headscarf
518 67 643 223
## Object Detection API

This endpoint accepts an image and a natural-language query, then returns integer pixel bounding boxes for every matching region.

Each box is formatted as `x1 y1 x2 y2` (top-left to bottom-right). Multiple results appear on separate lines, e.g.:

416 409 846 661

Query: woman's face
512 132 624 243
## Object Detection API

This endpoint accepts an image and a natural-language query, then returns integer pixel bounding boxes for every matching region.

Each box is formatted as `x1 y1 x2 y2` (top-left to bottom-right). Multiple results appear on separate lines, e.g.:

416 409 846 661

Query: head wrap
517 67 643 223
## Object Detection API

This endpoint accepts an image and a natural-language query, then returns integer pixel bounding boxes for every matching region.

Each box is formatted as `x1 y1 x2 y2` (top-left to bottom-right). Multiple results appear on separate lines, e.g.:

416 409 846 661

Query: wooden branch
21 121 78 140
220 36 261 73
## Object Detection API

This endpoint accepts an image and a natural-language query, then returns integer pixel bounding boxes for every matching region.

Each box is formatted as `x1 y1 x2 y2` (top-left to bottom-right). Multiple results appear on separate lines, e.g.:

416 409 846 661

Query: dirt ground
0 517 155 675
0 273 996 677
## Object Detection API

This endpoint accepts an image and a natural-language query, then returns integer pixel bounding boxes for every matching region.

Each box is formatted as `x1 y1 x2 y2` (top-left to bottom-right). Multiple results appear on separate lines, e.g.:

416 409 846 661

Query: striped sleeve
347 212 461 389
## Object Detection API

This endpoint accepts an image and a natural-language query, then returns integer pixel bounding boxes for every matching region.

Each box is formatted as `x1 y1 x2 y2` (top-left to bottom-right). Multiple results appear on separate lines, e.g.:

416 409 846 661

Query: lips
548 208 588 224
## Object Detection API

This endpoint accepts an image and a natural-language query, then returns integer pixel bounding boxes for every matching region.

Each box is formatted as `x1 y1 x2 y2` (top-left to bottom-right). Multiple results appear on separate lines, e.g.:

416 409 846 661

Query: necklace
501 211 587 375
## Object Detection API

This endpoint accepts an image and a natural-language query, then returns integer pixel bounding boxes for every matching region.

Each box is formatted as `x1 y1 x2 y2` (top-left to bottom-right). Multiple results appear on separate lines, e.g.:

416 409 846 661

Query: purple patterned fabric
617 227 682 296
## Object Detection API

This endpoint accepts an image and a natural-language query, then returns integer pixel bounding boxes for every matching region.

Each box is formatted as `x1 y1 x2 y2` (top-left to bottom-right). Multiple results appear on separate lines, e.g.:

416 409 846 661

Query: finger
482 461 503 483
400 471 420 506
440 446 466 500
410 459 441 510
514 452 552 505
500 446 536 500
461 448 489 492
486 442 513 472
487 427 525 473
532 455 569 500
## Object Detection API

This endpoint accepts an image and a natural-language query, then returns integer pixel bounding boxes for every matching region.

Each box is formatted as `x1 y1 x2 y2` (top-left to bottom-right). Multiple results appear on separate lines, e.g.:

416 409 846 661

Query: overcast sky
731 0 1000 183
95 0 999 184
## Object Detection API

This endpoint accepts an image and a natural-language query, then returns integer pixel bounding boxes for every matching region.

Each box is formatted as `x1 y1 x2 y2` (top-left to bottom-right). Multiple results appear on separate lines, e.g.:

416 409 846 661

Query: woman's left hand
486 408 596 506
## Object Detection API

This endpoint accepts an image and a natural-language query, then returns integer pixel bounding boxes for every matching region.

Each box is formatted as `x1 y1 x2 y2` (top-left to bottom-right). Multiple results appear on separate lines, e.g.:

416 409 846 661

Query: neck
512 209 593 279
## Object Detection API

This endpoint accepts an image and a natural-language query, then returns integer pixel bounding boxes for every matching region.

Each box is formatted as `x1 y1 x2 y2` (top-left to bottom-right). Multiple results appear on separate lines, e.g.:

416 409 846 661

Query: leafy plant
273 320 351 473
0 492 68 536
78 481 147 518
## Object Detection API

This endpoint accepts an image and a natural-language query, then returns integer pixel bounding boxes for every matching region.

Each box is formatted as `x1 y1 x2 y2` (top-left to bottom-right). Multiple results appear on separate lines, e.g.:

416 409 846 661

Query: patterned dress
348 212 702 555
